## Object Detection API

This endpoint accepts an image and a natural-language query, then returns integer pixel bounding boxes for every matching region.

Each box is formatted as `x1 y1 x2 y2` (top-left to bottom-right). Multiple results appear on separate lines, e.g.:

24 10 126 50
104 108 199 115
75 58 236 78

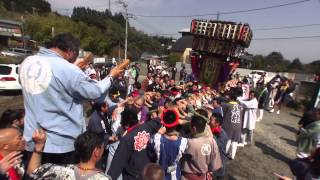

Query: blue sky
48 0 320 63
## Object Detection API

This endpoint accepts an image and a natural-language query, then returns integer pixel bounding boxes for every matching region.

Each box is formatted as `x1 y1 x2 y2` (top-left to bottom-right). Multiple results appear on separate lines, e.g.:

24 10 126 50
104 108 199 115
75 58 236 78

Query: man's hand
73 58 88 70
273 173 292 180
125 96 133 102
179 119 188 125
109 67 124 78
158 106 165 116
145 92 155 97
145 94 150 101
179 100 188 105
108 135 118 143
158 126 166 135
32 129 46 152
0 151 22 174
118 97 132 107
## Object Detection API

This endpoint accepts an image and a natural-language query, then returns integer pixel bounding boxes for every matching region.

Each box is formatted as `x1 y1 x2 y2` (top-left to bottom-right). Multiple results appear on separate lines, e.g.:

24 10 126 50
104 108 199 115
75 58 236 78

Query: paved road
0 91 24 115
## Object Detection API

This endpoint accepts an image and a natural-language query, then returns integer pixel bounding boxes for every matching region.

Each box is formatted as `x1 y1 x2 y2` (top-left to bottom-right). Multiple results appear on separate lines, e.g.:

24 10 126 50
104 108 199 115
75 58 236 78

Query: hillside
0 1 162 60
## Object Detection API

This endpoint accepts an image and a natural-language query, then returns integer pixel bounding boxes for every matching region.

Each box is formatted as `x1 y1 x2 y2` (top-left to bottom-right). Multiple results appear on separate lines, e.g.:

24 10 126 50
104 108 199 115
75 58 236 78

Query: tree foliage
0 0 51 13
288 58 303 72
1 2 163 59
69 7 162 59
304 60 320 74
71 7 116 30
251 52 319 74
252 52 294 72
167 53 181 66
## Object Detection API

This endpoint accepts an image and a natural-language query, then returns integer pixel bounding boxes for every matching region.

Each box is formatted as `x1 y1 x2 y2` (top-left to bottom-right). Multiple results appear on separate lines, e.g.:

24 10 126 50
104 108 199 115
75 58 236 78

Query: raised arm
27 129 46 175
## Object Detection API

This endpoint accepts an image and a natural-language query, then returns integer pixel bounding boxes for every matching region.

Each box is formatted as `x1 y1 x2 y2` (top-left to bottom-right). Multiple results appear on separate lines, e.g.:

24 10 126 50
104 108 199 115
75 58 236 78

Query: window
0 65 12 75
13 49 24 53
11 49 32 55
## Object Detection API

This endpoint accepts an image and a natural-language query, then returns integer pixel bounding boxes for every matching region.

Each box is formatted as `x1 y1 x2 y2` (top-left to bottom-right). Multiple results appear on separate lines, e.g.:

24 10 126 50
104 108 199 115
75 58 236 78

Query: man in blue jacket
19 33 123 164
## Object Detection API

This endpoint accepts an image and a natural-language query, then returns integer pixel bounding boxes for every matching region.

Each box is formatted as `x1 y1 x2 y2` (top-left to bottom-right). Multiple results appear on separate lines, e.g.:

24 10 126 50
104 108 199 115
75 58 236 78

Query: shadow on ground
226 175 238 180
255 142 291 164
0 90 22 96
280 137 297 147
289 113 302 118
274 123 298 134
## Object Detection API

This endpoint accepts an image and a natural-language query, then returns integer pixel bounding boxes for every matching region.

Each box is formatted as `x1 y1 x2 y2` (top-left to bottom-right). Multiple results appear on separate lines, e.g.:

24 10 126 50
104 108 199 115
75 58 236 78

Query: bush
0 56 25 64
167 53 181 67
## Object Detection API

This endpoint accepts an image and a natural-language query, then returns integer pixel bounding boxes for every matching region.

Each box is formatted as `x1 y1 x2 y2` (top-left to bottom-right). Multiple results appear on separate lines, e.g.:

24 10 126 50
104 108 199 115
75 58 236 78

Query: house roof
310 60 320 65
171 35 193 53
178 28 190 33
0 19 23 37
0 19 22 26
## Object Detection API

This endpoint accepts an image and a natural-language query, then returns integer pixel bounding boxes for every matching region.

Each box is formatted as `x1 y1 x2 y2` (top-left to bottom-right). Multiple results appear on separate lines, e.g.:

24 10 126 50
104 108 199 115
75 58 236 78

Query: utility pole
51 26 55 38
217 12 220 21
125 8 128 60
118 41 121 60
32 7 36 15
20 16 26 49
124 13 134 60
66 9 70 17
109 0 111 12
117 0 129 60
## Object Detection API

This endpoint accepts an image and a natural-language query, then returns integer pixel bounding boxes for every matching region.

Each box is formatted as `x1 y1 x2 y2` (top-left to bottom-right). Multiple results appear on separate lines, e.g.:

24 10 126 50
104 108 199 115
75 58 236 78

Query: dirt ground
0 90 301 180
226 107 301 180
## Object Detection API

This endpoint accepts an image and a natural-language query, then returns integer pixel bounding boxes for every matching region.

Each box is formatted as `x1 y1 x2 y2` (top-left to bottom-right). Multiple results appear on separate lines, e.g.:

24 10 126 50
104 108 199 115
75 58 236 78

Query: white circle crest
20 57 52 95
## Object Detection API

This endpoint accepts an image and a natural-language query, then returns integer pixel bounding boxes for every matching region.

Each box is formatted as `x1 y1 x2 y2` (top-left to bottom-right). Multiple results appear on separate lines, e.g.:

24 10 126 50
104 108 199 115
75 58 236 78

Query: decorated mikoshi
189 19 253 85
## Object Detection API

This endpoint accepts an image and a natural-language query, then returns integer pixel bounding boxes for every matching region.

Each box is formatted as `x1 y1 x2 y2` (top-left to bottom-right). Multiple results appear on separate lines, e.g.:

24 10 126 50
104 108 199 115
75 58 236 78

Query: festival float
189 19 253 86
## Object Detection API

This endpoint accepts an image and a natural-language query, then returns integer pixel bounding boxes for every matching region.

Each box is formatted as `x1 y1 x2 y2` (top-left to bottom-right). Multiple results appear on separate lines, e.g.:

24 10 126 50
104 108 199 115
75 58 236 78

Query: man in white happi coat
238 91 258 146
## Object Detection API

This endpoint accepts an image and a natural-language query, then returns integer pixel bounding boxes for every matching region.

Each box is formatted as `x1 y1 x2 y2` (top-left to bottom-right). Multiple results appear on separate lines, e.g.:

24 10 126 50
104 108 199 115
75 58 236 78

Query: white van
0 64 21 90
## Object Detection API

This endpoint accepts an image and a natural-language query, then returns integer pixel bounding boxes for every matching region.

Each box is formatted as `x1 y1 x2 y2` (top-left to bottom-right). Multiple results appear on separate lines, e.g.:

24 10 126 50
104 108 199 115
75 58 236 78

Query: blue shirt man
19 34 122 164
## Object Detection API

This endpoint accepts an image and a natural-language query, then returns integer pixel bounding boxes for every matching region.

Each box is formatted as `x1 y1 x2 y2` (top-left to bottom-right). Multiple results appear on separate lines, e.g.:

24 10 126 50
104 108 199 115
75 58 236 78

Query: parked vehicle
0 64 21 90
1 48 33 57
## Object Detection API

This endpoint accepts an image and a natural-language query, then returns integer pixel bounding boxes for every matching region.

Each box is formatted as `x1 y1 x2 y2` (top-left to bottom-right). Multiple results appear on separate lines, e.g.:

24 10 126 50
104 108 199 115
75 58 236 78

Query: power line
52 1 319 38
133 0 311 18
254 23 320 31
134 18 320 37
53 2 119 11
136 22 320 35
220 0 311 15
252 35 320 40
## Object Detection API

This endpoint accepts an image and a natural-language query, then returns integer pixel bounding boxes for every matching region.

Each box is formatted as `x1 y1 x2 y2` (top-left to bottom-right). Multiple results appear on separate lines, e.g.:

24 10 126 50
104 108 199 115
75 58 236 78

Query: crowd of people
0 33 319 180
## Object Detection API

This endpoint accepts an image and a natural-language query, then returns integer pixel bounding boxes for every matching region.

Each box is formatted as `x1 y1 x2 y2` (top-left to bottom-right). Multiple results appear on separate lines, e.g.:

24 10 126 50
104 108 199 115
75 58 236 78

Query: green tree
167 53 181 67
2 1 163 58
70 7 162 57
304 60 320 74
252 52 291 72
112 12 126 27
252 52 305 72
288 58 303 72
0 0 51 13
252 55 265 69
